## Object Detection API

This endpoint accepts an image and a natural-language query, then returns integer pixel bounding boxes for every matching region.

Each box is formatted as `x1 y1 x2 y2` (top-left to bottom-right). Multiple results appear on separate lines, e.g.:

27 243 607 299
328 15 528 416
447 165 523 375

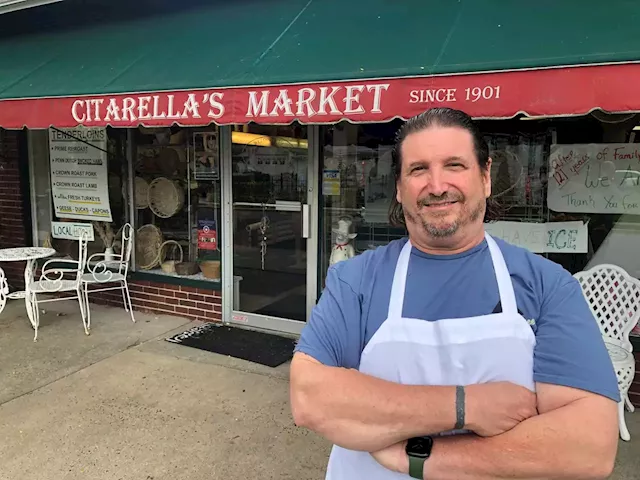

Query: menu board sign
49 127 112 222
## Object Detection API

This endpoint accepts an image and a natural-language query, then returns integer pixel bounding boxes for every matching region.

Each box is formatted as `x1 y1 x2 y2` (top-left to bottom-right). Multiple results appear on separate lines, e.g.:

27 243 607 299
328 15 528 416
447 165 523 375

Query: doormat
166 323 297 367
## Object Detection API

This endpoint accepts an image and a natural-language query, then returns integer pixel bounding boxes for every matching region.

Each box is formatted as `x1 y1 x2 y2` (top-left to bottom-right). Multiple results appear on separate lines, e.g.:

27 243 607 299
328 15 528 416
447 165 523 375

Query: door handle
302 204 310 239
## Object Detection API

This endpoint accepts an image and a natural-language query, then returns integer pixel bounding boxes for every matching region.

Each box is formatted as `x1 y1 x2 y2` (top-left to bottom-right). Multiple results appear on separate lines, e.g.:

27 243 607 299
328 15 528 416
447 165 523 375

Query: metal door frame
220 125 319 336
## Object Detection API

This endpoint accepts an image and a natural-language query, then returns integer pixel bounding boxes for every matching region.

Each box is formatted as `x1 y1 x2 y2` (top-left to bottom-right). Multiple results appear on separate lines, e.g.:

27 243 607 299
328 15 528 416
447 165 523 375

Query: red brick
188 293 205 302
196 301 215 311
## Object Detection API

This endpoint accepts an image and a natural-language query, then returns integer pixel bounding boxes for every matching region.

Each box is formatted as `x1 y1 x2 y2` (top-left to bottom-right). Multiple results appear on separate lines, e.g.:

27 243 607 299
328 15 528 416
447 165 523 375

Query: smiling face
396 125 491 250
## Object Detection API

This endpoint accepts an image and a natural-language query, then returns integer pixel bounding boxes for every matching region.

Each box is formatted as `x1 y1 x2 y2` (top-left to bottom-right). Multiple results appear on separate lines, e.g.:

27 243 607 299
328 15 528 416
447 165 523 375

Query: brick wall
0 129 30 289
91 279 222 323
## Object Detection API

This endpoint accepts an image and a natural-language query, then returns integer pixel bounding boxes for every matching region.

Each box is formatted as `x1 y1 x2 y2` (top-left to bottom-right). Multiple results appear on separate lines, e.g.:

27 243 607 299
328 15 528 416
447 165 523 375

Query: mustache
417 194 463 207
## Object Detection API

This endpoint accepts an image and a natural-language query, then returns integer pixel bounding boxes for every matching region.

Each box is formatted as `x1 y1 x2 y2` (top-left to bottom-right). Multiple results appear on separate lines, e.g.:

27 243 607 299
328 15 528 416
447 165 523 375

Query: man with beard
290 108 619 480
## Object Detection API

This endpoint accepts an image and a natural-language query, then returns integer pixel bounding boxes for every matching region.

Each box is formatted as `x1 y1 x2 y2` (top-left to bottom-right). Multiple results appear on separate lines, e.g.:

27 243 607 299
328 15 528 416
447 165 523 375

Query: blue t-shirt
296 237 620 402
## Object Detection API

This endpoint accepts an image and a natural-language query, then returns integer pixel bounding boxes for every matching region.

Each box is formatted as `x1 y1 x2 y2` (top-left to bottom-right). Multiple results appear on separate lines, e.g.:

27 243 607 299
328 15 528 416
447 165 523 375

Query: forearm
290 353 456 451
424 398 618 480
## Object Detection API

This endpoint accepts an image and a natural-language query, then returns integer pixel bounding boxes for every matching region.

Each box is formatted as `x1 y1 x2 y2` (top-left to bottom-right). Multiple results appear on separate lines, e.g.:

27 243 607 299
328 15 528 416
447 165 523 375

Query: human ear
396 180 402 204
483 157 493 198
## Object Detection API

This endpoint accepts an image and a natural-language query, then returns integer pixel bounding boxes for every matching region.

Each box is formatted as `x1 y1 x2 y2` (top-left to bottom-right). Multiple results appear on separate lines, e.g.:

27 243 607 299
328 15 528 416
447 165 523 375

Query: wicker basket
135 177 149 209
175 261 200 276
158 240 183 274
148 177 184 218
136 224 163 270
199 260 221 280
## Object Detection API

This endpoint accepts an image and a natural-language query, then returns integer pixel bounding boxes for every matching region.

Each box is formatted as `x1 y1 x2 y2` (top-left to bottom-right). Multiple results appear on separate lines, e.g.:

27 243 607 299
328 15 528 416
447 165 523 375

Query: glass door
228 123 314 334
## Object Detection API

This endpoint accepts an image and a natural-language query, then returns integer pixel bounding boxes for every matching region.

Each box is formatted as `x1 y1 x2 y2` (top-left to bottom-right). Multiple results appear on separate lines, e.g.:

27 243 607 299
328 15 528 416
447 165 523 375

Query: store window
320 116 640 309
29 127 130 261
319 121 406 287
132 126 222 282
29 126 223 283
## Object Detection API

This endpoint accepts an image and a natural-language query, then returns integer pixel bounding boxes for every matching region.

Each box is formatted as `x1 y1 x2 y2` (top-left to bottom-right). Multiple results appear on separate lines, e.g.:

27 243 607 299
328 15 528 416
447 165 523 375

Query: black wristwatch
406 436 434 479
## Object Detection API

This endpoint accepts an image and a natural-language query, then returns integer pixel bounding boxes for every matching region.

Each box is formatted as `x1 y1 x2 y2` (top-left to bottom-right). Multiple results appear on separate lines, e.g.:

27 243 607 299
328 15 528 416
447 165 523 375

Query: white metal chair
26 233 89 342
82 223 135 330
0 267 8 315
574 263 640 441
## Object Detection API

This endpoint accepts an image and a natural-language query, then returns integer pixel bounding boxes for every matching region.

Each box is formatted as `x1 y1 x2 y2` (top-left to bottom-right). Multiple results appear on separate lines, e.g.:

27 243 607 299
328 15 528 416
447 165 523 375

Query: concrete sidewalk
0 300 637 479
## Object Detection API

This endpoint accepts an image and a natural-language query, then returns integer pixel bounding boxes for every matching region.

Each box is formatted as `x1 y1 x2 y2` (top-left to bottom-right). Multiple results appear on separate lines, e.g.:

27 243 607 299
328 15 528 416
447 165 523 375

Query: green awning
1 0 640 101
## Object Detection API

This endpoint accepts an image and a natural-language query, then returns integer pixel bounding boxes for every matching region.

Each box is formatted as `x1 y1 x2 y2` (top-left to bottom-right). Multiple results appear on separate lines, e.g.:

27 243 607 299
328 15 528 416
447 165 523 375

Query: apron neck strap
484 233 518 315
387 240 412 319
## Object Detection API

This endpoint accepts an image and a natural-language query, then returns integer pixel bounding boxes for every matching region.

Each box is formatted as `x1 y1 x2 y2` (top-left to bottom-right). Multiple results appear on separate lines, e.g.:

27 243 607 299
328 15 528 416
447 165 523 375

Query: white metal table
0 247 56 326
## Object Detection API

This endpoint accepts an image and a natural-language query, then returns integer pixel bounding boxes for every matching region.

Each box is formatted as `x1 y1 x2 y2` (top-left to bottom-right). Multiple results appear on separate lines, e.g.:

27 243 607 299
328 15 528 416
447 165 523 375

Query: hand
465 382 537 437
370 441 409 474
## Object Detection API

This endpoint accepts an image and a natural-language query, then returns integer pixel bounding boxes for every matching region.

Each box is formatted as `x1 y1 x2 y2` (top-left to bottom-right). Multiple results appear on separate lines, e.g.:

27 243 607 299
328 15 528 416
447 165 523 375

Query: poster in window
197 219 218 250
49 127 113 222
193 132 219 180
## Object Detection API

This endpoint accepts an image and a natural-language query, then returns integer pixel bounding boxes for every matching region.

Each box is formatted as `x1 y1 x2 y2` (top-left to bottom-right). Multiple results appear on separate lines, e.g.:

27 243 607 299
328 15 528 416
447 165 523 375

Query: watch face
406 436 433 458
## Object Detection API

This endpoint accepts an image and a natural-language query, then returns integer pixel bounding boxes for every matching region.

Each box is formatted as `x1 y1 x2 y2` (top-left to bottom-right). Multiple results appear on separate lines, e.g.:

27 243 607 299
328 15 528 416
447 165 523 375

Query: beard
405 193 484 238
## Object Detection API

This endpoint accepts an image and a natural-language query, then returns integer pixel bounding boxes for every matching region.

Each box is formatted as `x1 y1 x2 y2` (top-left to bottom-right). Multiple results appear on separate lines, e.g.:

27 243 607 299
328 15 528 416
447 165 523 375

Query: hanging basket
158 240 184 274
136 224 163 270
135 177 149 209
147 177 184 218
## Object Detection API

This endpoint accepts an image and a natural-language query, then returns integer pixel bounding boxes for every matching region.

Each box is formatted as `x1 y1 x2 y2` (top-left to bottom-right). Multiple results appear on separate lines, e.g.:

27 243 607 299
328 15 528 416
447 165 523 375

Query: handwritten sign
547 144 640 214
485 221 588 253
50 222 95 241
49 127 113 222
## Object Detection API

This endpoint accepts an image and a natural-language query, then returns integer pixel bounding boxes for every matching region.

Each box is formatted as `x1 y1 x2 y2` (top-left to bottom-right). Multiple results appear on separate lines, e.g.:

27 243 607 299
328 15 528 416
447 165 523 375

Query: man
290 108 620 480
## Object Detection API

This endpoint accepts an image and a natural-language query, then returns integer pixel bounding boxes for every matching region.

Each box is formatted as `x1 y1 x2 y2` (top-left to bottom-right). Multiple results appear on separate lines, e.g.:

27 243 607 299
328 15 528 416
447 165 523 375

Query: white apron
325 234 536 479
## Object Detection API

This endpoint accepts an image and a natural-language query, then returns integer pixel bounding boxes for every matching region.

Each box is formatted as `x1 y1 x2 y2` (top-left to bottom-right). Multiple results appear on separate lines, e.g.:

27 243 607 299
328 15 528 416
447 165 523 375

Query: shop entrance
226 124 317 334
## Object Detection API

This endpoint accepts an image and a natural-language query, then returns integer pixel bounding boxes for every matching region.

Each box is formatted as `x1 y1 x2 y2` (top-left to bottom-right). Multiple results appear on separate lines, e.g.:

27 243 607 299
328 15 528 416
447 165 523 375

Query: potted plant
92 221 116 262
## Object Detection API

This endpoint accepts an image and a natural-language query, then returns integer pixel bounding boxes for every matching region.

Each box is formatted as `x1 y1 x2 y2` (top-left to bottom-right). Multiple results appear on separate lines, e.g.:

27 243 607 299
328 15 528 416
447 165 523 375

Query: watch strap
408 454 424 479
454 385 465 430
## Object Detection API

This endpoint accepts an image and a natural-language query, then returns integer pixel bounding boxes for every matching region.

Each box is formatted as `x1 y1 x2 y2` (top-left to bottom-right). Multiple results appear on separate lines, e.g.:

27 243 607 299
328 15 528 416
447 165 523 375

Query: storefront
0 0 639 401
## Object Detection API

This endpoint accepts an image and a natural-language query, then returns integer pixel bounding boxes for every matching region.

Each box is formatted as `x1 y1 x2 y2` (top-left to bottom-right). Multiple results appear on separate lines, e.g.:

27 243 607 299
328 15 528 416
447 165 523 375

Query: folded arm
426 383 618 480
377 382 618 480
290 352 457 452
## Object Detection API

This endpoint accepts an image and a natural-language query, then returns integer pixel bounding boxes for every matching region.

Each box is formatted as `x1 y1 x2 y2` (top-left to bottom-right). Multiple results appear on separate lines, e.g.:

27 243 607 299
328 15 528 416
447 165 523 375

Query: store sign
49 127 113 222
50 221 95 241
485 221 588 253
547 144 640 214
197 219 217 250
4 63 640 128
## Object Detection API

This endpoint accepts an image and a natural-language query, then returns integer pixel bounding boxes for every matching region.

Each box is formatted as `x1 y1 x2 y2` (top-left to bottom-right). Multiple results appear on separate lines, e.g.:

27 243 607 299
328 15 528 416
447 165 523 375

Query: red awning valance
2 63 639 129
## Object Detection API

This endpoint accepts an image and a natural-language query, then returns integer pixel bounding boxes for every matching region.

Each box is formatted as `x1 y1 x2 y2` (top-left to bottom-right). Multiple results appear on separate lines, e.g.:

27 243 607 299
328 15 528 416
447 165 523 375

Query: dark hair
388 107 501 226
